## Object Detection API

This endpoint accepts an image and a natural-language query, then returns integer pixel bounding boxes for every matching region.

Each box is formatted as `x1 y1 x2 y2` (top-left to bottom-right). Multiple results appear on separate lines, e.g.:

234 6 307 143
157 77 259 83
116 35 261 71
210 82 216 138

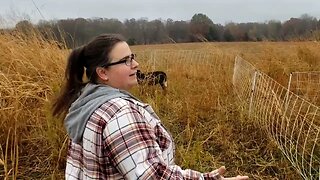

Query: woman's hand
216 166 249 180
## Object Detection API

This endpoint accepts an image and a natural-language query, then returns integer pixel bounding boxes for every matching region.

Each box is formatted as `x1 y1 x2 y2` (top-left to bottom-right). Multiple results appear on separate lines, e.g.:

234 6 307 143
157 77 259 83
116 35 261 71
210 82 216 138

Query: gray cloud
1 0 320 26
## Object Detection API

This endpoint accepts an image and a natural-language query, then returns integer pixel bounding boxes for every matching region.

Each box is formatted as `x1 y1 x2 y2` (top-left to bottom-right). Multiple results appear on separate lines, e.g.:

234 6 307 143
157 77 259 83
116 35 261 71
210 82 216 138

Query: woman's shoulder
106 97 146 109
95 97 146 117
94 97 161 130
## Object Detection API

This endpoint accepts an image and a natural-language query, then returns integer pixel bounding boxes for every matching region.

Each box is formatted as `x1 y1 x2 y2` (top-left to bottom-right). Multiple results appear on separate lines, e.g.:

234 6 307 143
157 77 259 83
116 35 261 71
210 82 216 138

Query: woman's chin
127 81 138 90
133 78 139 85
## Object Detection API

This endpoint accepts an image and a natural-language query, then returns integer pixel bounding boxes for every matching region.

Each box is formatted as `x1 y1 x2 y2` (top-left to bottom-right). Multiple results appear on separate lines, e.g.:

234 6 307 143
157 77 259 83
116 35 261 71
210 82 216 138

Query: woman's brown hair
52 34 124 118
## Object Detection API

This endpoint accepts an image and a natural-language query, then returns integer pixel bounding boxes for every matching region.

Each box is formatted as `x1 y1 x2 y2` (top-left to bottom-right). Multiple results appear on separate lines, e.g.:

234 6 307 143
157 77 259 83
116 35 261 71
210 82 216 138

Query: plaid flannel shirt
65 97 221 179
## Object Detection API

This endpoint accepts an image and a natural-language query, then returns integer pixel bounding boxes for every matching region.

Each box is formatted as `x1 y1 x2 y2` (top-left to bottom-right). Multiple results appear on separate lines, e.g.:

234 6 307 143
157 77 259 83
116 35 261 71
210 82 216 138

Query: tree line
10 13 320 48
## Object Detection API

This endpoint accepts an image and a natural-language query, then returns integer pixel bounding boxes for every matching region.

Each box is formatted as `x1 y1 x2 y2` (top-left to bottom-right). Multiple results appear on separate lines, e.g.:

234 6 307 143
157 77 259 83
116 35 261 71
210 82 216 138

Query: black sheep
136 70 167 90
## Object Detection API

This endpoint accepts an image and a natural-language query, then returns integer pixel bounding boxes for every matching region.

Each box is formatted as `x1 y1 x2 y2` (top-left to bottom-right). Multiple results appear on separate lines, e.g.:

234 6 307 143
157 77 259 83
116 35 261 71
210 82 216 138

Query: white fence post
285 73 293 106
152 51 156 71
249 71 258 117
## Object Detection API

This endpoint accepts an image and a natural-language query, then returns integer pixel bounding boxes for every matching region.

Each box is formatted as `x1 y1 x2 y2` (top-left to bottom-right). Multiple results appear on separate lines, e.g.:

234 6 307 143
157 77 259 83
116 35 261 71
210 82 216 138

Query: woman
52 34 249 180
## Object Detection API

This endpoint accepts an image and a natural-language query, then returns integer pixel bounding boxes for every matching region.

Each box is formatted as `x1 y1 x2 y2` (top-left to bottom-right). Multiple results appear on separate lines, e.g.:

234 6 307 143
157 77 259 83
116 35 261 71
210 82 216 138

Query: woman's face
103 41 139 91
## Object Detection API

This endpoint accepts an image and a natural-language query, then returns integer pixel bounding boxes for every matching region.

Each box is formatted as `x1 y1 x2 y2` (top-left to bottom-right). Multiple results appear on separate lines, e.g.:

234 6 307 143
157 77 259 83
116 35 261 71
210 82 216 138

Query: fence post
285 73 293 106
249 71 258 118
152 51 156 71
232 56 239 86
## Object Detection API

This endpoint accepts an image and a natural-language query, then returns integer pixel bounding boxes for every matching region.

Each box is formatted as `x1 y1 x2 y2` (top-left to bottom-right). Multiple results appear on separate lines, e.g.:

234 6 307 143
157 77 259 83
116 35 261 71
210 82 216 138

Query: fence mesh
288 72 320 106
233 56 320 180
135 49 219 71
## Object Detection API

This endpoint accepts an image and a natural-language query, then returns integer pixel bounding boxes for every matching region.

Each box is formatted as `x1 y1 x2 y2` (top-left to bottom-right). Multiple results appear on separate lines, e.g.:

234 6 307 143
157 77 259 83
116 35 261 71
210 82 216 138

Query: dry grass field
0 31 320 179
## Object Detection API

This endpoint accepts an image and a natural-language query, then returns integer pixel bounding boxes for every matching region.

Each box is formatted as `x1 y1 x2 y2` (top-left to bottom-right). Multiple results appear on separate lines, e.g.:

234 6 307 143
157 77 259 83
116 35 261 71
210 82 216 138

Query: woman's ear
96 67 109 81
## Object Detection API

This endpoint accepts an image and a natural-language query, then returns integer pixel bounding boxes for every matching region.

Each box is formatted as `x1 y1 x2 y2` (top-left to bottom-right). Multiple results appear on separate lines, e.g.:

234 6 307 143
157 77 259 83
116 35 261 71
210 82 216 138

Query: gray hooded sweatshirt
64 83 142 143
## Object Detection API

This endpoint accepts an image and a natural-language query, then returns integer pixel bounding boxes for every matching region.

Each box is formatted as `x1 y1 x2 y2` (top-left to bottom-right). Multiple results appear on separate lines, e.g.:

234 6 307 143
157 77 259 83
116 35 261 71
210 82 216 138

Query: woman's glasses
102 53 136 67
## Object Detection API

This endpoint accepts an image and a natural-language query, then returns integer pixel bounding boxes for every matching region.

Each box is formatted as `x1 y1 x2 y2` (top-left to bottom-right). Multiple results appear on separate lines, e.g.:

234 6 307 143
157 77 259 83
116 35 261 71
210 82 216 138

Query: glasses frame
102 53 136 67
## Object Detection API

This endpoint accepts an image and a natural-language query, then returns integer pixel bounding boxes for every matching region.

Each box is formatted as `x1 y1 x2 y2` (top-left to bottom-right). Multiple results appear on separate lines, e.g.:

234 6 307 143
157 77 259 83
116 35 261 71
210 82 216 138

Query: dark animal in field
136 70 167 90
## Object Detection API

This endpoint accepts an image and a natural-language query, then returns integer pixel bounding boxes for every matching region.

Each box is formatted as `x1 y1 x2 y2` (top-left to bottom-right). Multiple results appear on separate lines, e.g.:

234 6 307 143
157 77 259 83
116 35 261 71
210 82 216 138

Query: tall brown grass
0 30 68 179
1 30 319 179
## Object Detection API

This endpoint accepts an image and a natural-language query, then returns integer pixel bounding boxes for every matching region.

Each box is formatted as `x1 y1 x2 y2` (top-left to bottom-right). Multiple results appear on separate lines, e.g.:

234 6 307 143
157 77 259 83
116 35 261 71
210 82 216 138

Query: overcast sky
1 0 320 27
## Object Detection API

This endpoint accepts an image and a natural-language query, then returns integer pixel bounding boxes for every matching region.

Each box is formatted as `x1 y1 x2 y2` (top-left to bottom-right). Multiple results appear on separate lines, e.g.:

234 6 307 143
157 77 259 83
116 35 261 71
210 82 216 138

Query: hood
64 83 140 143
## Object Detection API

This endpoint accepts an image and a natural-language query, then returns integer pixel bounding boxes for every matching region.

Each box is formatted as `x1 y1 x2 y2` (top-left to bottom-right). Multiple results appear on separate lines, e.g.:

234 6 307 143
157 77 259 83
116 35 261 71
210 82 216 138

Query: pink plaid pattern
65 97 221 180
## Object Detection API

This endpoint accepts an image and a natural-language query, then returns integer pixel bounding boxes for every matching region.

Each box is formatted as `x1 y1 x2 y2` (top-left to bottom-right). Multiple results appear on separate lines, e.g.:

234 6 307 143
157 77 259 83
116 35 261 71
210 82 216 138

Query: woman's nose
132 59 139 68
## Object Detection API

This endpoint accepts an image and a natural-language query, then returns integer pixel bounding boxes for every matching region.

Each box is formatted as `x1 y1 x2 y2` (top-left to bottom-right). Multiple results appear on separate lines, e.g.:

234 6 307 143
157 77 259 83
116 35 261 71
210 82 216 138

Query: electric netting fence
135 49 219 71
288 72 320 106
233 56 320 180
133 51 320 178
